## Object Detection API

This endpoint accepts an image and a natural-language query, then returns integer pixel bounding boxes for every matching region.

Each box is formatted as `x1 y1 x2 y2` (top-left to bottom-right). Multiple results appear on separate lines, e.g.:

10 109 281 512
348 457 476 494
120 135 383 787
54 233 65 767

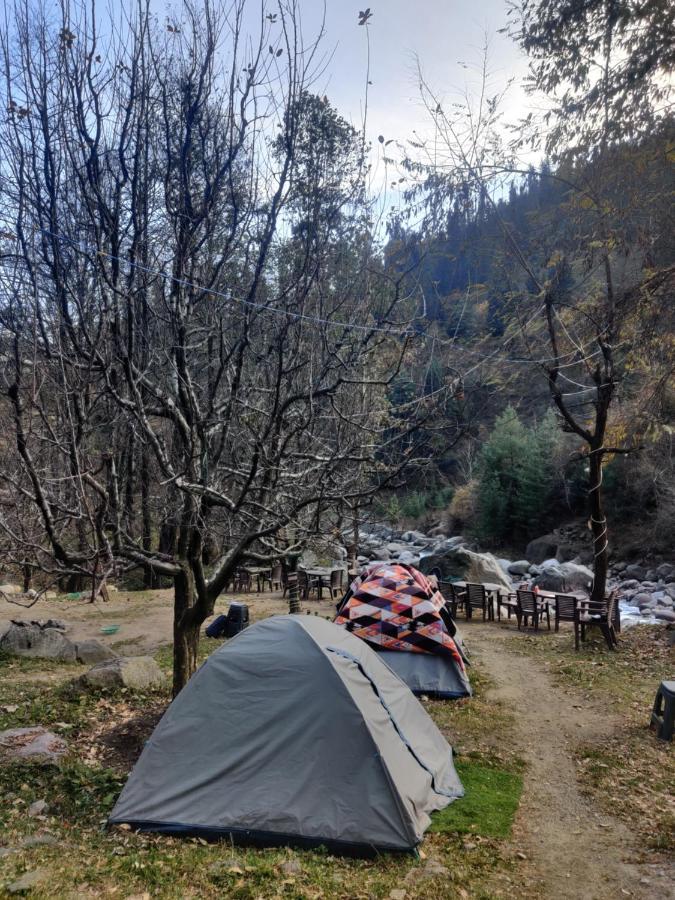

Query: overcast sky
288 1 529 142
248 1 536 204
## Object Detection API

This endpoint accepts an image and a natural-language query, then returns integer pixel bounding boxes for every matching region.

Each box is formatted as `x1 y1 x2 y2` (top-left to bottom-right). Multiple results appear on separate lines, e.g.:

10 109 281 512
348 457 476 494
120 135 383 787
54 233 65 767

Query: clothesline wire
1 228 613 370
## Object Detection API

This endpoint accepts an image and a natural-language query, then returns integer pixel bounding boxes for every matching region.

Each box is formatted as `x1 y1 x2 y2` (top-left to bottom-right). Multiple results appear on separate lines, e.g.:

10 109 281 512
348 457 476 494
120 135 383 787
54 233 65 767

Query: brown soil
0 587 335 657
466 624 674 900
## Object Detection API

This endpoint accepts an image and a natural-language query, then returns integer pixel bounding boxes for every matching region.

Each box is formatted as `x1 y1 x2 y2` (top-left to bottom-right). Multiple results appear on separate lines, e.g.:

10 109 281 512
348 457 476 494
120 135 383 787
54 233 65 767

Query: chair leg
600 624 615 650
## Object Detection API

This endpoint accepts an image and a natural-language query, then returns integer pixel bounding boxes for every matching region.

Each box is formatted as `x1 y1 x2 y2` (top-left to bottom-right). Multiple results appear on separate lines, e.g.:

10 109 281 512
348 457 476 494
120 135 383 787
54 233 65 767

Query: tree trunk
350 504 360 571
172 567 200 697
588 449 609 603
141 450 156 589
287 555 300 614
22 564 32 593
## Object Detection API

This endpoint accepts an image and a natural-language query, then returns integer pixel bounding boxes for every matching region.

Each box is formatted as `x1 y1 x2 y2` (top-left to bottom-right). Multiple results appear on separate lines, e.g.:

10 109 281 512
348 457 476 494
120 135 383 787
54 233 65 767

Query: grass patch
0 760 125 829
0 757 518 899
0 650 77 675
153 636 224 673
430 761 523 839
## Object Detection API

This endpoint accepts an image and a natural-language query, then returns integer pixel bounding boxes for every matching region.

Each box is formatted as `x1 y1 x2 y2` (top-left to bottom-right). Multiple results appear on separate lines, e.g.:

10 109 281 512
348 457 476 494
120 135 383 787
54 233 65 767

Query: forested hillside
378 129 675 553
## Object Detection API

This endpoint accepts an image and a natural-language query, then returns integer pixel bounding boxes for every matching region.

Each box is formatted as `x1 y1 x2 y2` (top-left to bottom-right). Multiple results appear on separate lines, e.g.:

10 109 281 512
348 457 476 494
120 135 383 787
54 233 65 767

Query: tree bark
588 448 609 603
172 567 200 697
141 450 156 589
350 503 360 571
287 554 300 614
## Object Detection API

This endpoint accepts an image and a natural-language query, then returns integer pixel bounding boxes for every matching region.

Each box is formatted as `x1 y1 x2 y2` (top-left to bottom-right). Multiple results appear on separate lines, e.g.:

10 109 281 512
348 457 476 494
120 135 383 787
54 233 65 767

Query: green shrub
475 407 560 545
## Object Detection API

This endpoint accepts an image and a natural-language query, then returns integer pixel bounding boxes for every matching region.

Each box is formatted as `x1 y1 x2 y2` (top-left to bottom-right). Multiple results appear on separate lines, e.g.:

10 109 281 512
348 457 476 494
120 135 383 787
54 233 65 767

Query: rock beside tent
75 656 165 691
0 620 116 664
0 726 67 763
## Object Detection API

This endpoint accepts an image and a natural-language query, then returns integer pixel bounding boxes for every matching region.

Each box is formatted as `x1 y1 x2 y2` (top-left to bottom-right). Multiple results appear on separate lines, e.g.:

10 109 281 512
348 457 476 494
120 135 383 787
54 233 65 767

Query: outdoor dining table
530 589 589 607
301 566 346 601
452 580 511 619
302 566 339 579
241 565 272 592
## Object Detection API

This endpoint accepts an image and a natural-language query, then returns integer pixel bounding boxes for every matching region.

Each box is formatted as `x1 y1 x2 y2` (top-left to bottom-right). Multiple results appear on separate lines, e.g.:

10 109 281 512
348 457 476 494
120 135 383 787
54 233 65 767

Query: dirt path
467 626 672 900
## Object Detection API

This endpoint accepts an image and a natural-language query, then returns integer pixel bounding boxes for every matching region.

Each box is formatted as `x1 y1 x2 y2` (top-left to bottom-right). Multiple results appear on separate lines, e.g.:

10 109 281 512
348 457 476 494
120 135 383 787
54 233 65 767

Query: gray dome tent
109 615 463 854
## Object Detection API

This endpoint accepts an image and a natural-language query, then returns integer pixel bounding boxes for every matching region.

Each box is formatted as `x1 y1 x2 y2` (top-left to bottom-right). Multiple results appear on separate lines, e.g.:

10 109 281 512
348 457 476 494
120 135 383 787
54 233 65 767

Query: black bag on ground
205 614 228 638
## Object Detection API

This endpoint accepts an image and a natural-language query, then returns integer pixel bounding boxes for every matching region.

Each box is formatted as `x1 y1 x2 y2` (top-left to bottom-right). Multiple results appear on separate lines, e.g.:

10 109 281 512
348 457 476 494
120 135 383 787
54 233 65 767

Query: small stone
405 858 448 883
0 727 67 763
19 834 58 848
27 799 48 817
8 868 49 894
281 860 302 876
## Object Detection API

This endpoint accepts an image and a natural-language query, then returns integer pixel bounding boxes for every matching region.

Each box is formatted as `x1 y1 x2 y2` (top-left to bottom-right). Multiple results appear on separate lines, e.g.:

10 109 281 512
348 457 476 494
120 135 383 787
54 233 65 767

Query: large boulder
418 545 467 581
74 640 118 665
386 542 408 556
397 550 420 566
459 549 513 590
533 561 594 593
0 727 67 763
401 530 429 545
559 562 594 592
369 546 391 561
0 620 76 662
525 534 559 565
418 542 513 590
656 563 674 580
655 609 675 623
76 656 165 691
624 563 646 580
367 524 395 541
508 560 531 576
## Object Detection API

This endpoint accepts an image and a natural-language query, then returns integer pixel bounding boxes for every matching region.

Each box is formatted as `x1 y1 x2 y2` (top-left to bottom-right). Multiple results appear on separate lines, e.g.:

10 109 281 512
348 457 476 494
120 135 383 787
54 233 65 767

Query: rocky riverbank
348 522 675 626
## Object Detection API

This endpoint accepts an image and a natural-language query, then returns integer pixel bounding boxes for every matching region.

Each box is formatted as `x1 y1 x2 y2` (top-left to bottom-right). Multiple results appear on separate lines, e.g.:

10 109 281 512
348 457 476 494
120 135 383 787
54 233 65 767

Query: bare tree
0 0 436 693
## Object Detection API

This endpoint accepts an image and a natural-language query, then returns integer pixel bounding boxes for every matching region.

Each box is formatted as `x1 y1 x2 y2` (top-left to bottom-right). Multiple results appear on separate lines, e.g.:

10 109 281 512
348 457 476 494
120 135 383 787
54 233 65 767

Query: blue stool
650 680 675 742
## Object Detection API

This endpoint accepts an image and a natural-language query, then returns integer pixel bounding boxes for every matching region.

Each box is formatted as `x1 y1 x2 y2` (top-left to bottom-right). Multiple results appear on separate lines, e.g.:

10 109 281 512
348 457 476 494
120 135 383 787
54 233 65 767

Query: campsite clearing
0 589 673 898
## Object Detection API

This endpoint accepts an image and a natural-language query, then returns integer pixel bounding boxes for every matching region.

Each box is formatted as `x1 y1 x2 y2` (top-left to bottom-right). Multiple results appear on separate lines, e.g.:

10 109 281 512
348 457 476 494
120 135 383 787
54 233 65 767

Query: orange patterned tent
334 563 466 672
